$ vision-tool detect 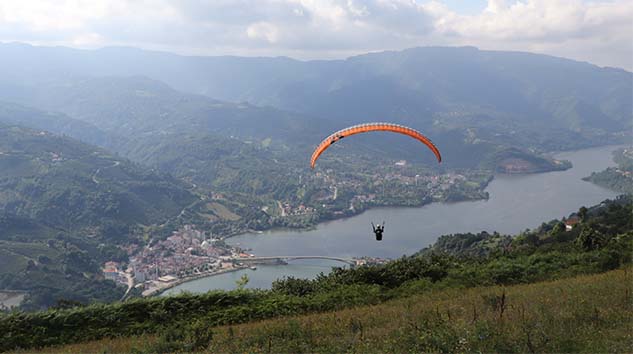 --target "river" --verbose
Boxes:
[164,145,623,295]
